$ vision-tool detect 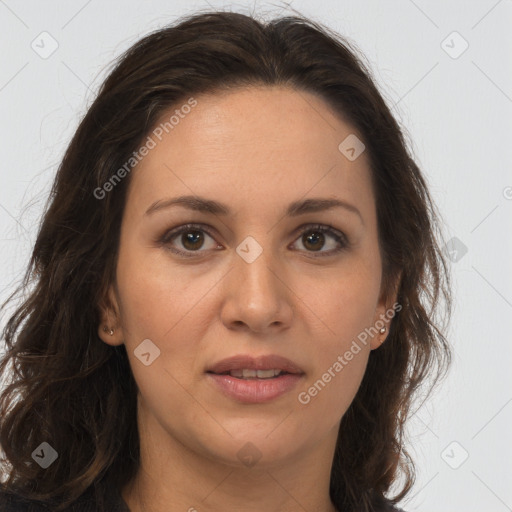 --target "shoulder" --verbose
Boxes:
[0,488,129,512]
